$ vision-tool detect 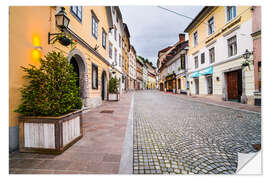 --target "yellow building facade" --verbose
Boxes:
[9,6,112,151]
[122,23,130,91]
[185,6,254,104]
